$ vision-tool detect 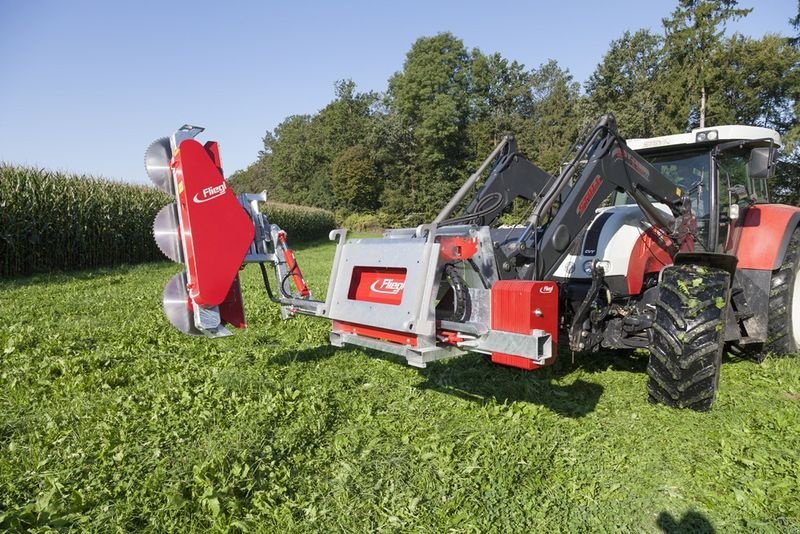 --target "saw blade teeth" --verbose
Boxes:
[162,272,203,336]
[145,137,175,195]
[153,203,183,263]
